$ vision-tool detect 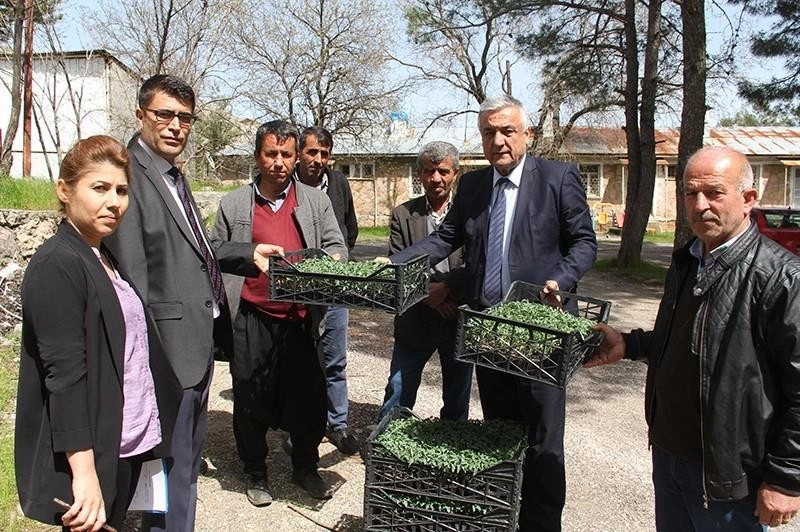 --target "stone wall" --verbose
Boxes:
[0,209,62,261]
[0,192,225,264]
